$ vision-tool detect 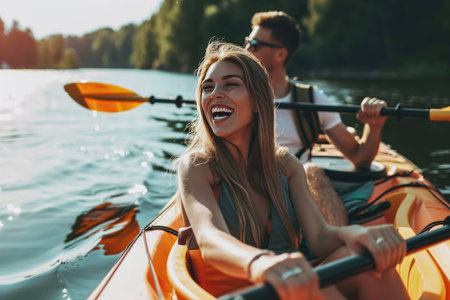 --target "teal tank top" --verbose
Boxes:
[218,175,300,254]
